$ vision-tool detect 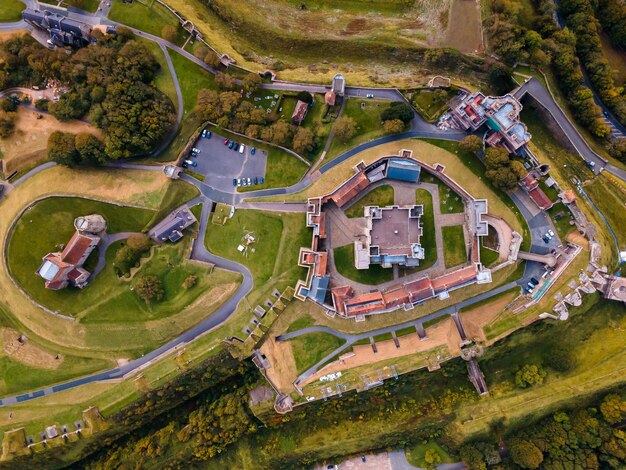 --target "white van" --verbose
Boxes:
[239,144,245,154]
